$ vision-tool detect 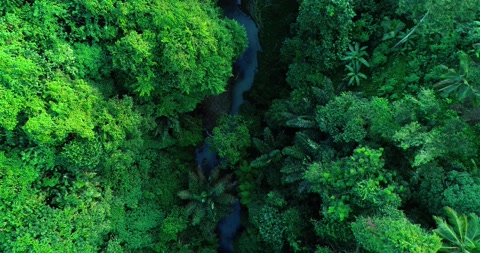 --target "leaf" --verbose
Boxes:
[348,76,355,86]
[359,57,370,67]
[438,83,461,95]
[434,207,480,252]
[459,51,471,74]
[458,85,471,100]
[286,116,317,129]
[357,72,367,79]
